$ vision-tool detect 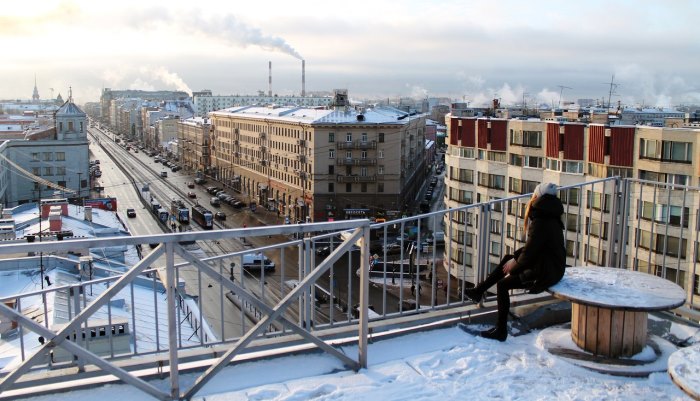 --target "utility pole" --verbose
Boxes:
[602,74,619,110]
